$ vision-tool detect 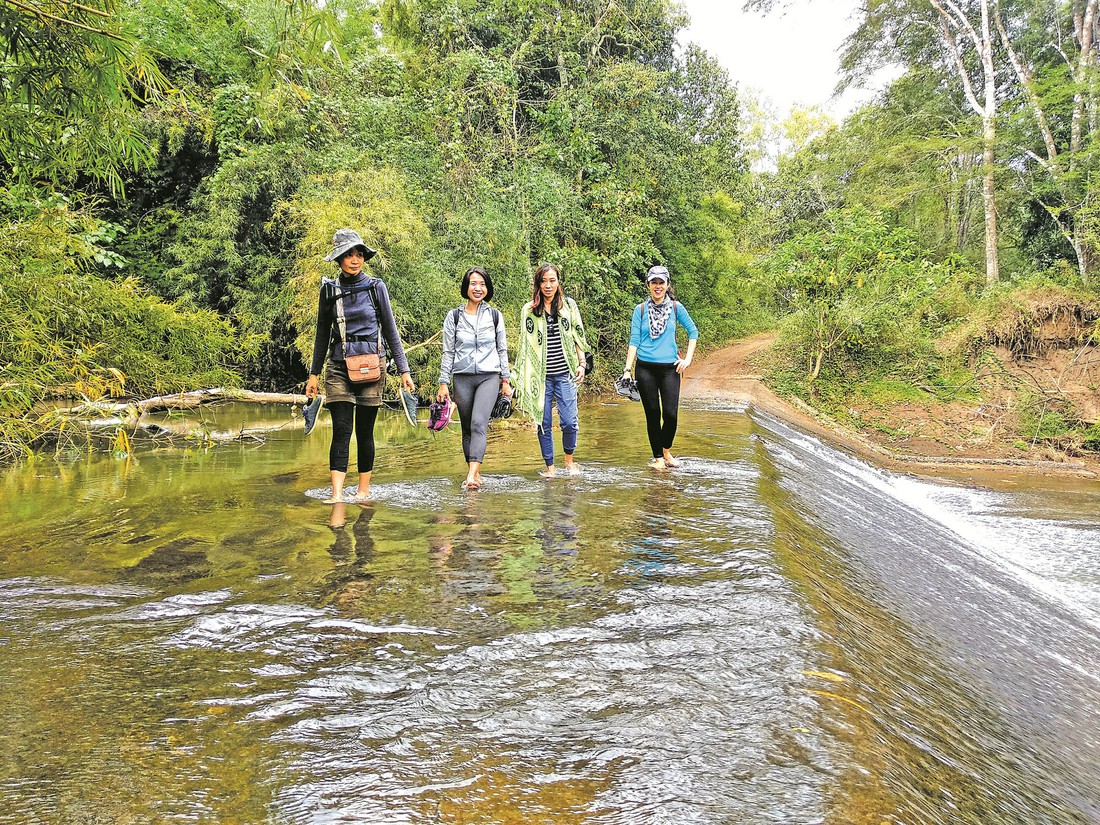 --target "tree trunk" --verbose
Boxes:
[980,0,1000,285]
[1070,234,1095,286]
[981,116,1000,286]
[931,0,1000,284]
[809,348,824,382]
